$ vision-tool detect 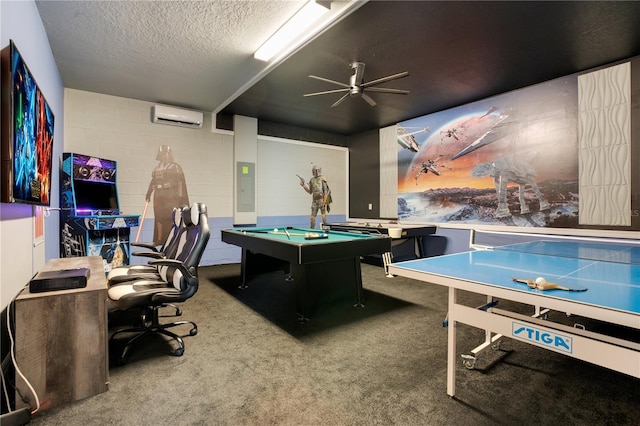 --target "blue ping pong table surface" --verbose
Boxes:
[392,240,640,315]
